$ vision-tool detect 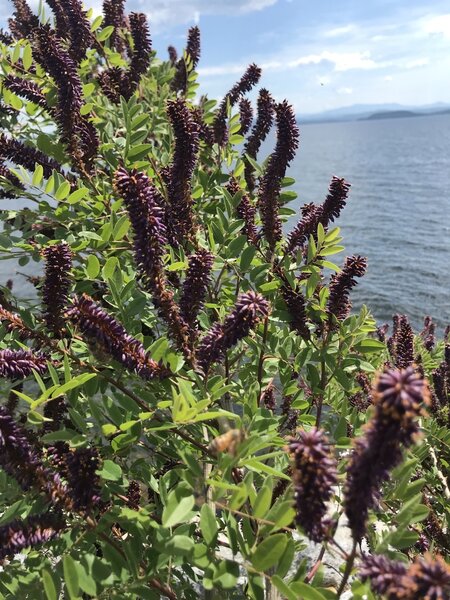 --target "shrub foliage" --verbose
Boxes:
[0,1,449,598]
